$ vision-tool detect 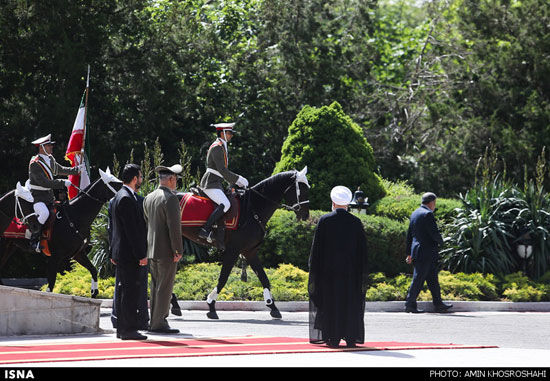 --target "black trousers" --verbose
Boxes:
[405,257,443,307]
[112,265,149,330]
[114,263,144,335]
